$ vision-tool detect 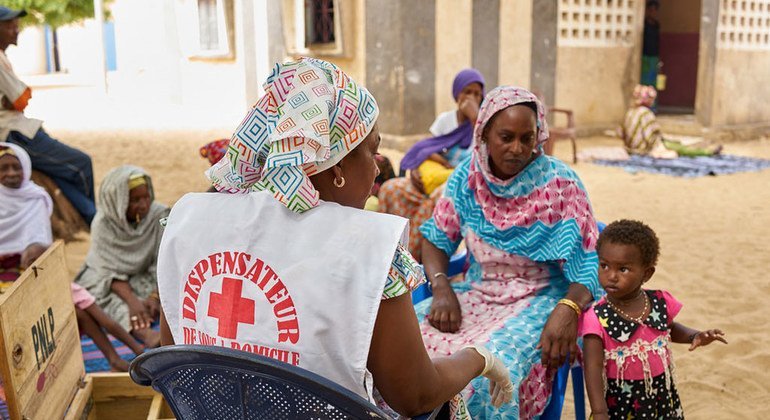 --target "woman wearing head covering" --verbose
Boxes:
[622,85,721,158]
[75,165,170,347]
[1,145,145,370]
[157,58,513,418]
[379,68,484,261]
[0,142,52,282]
[417,87,602,419]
